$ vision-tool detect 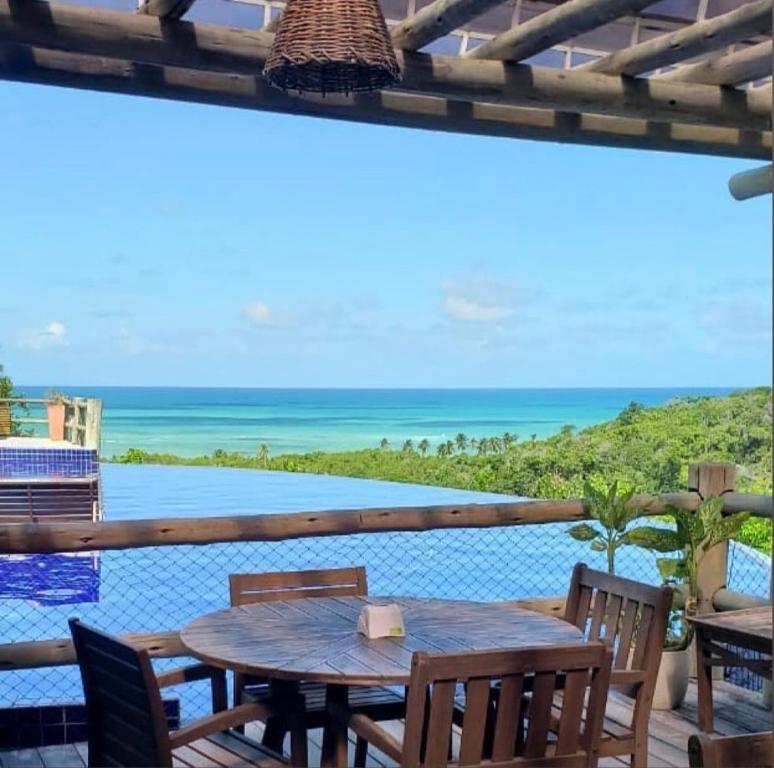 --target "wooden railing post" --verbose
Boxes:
[84,398,102,453]
[688,461,737,615]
